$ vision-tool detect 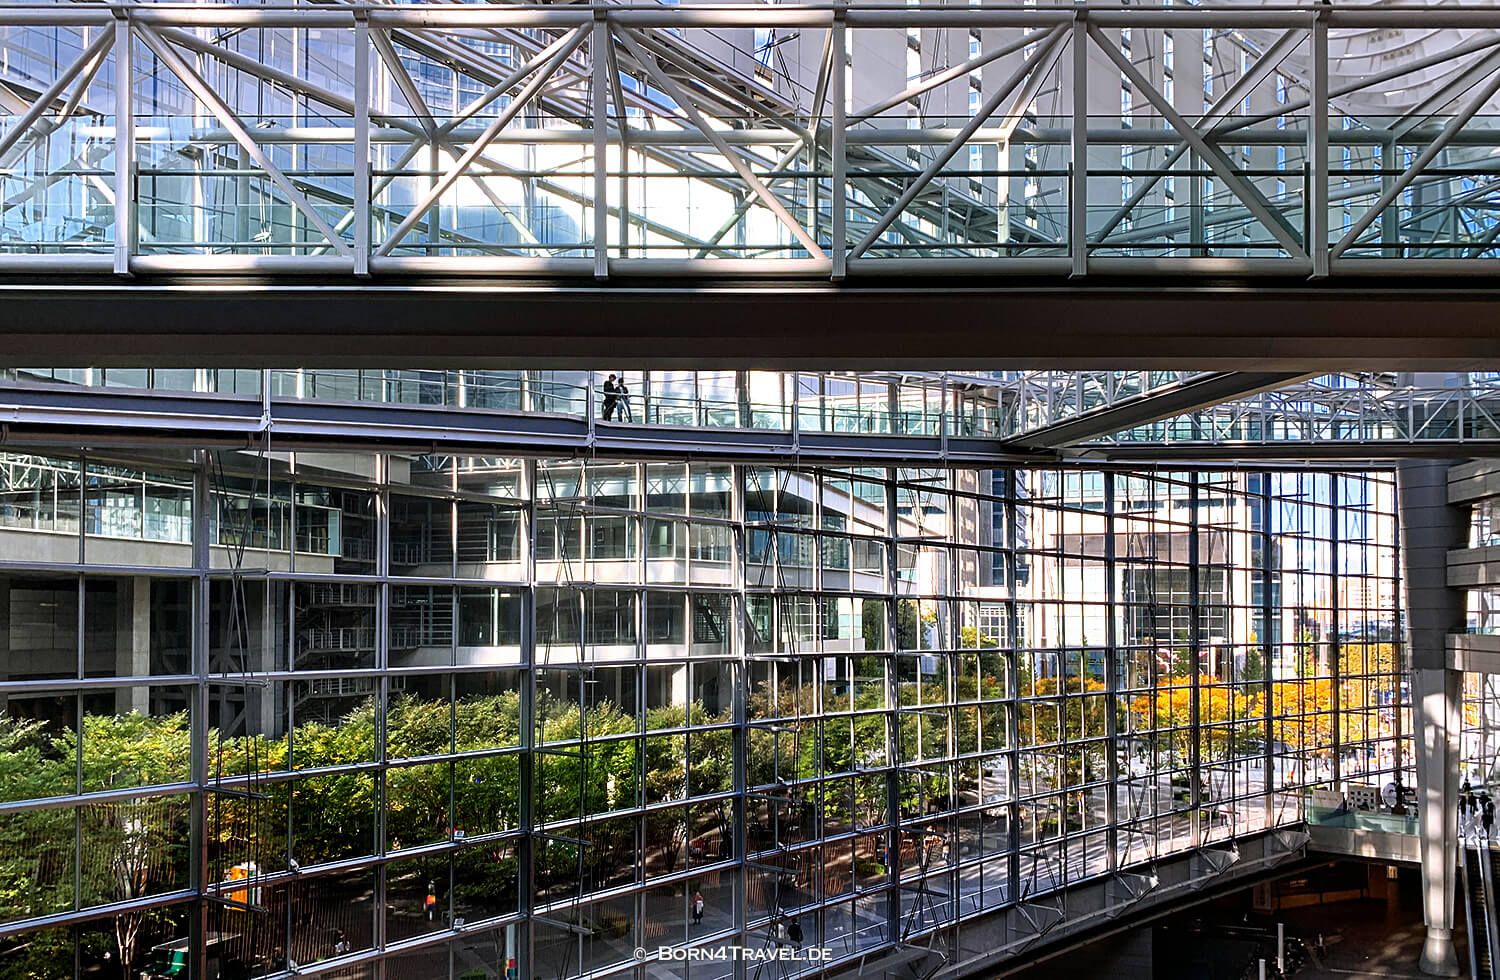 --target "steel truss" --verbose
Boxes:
[1064,374,1500,456]
[8,4,1500,280]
